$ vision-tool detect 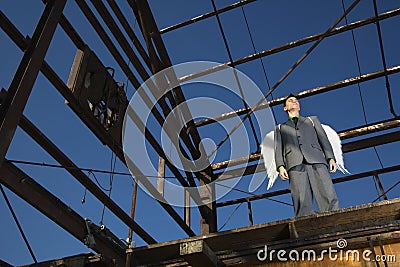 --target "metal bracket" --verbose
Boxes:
[84,219,96,248]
